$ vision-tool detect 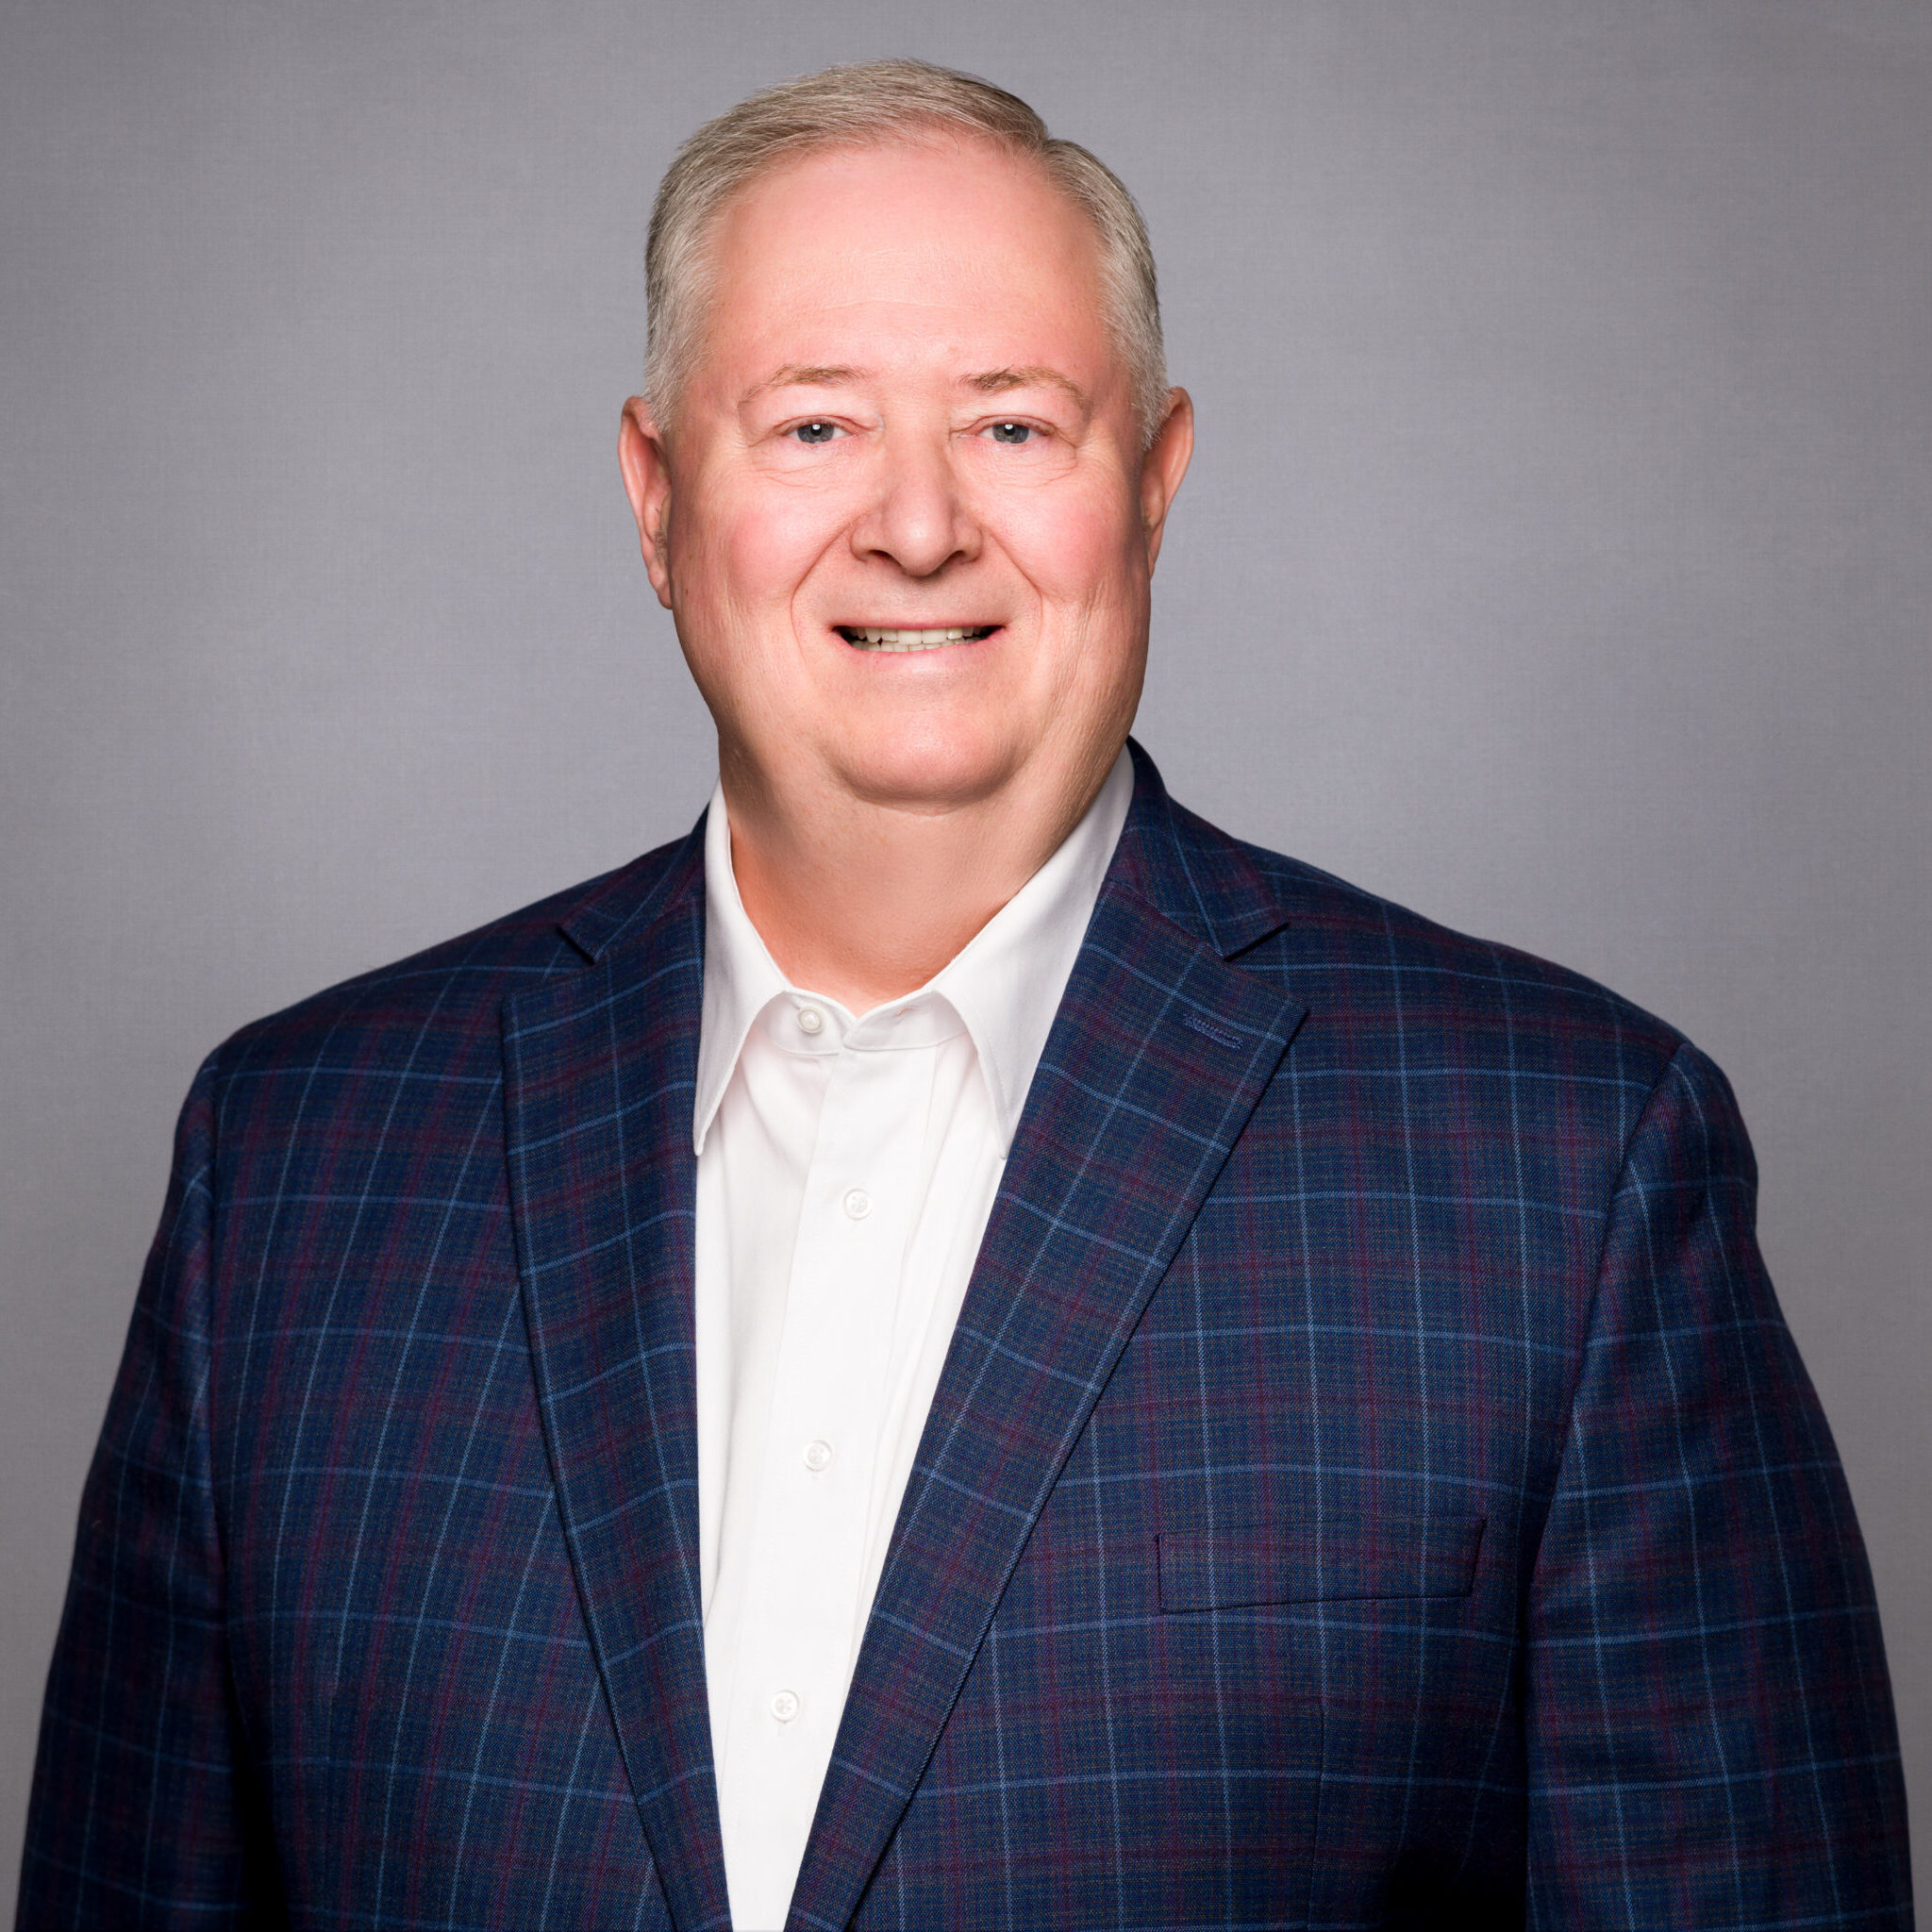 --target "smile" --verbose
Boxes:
[836,625,996,653]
